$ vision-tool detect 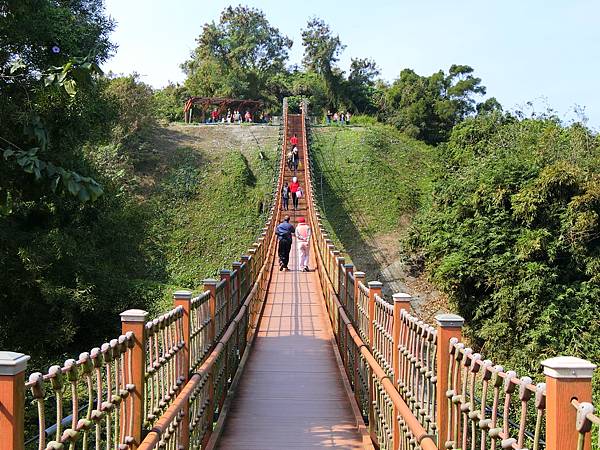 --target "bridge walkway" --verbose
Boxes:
[215,115,368,449]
